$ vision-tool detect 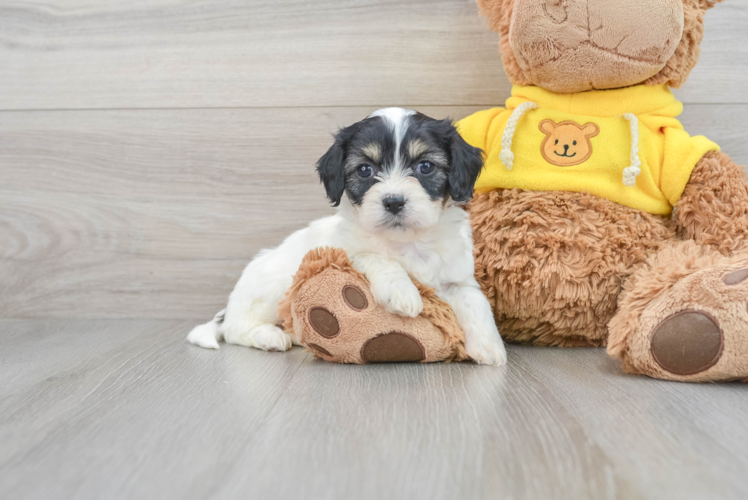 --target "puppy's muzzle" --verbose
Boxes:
[383,195,406,215]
